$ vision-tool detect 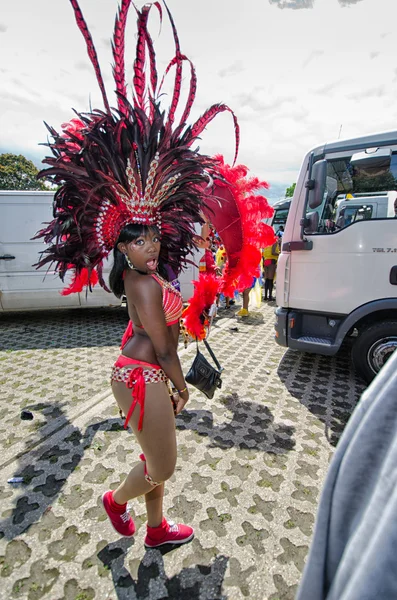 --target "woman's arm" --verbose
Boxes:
[125,275,189,411]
